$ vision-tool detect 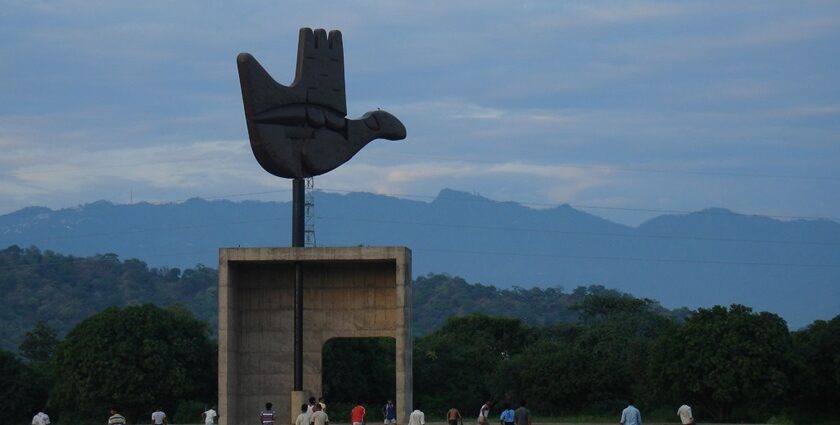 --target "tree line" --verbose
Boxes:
[331,301,839,424]
[0,245,687,351]
[1,246,839,424]
[5,301,839,425]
